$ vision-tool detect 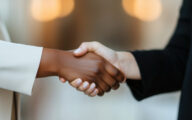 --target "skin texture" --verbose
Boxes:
[73,41,141,79]
[62,41,141,96]
[37,48,125,96]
